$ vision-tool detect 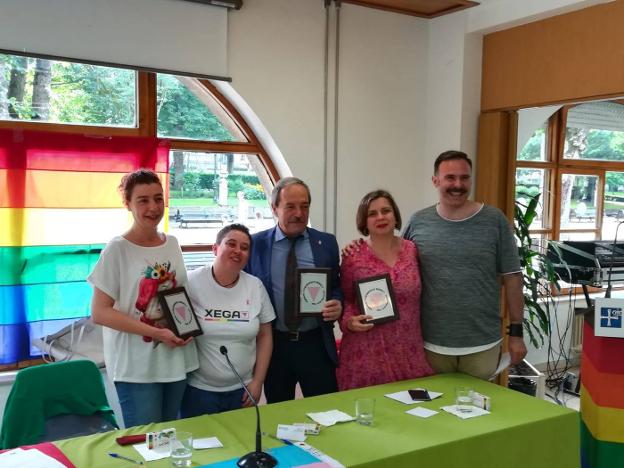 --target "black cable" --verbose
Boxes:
[544,280,576,405]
